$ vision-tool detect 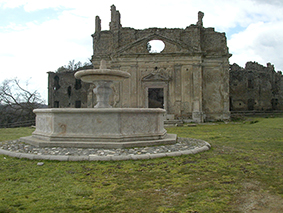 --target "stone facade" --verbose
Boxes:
[48,5,232,122]
[230,62,283,111]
